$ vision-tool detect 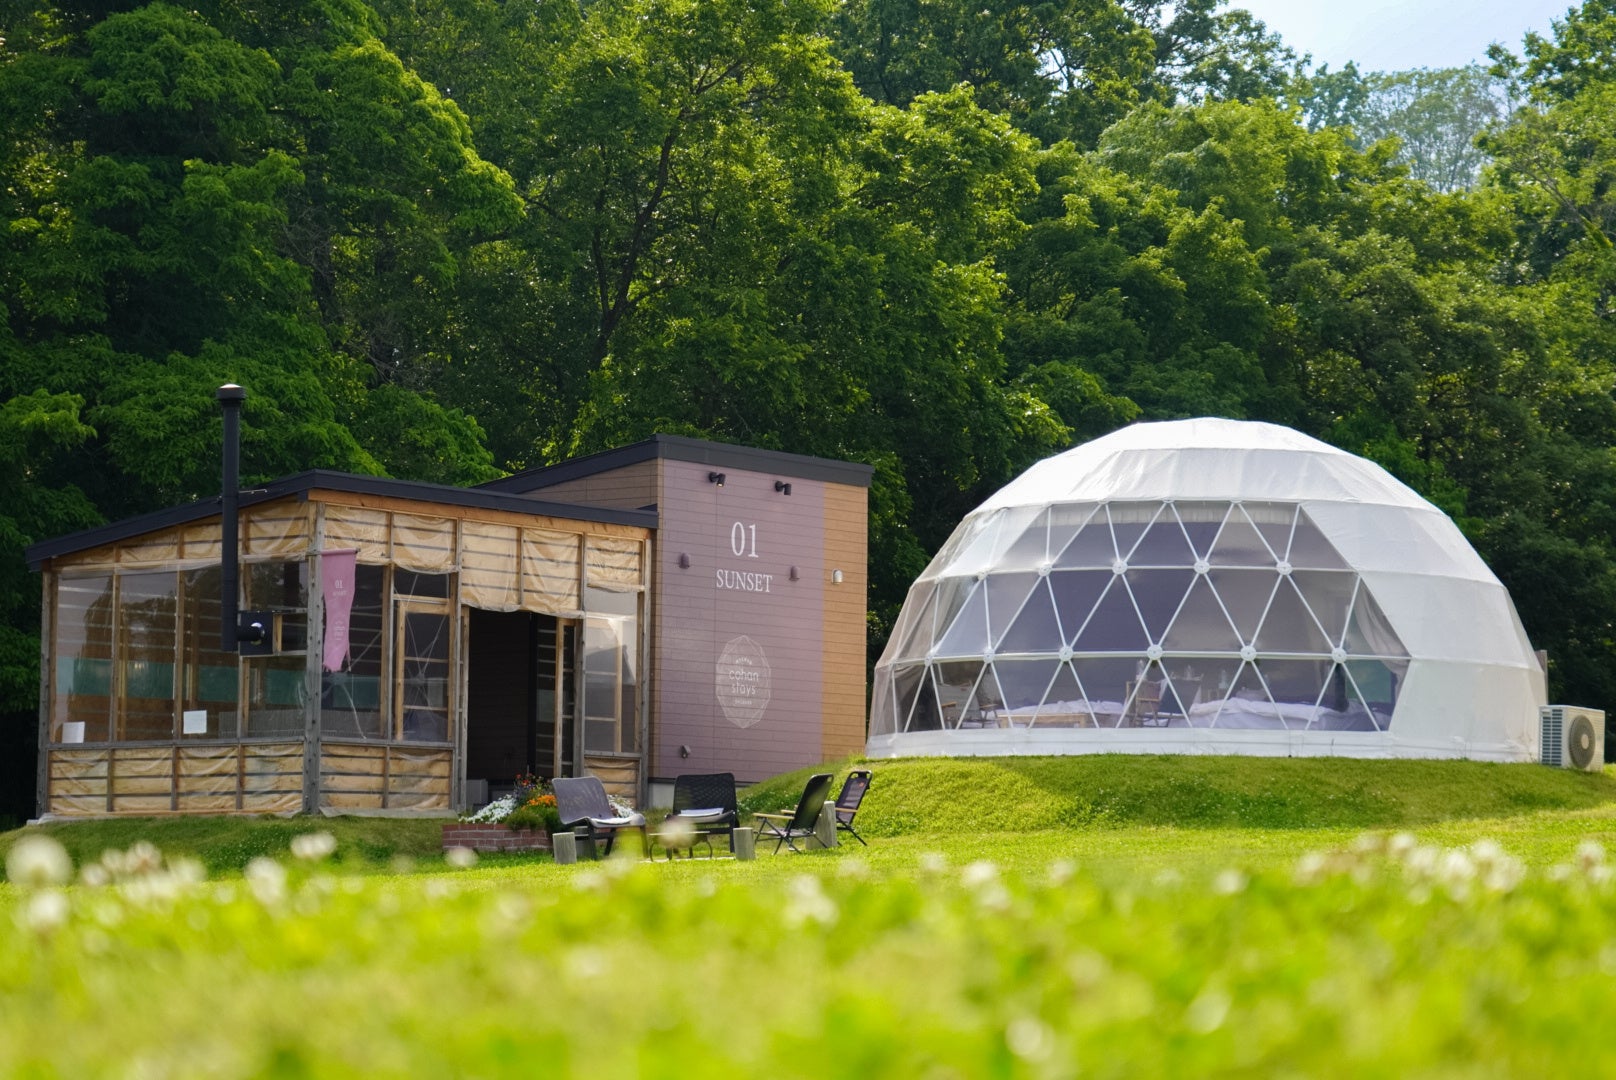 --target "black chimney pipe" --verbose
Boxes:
[218,384,245,652]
